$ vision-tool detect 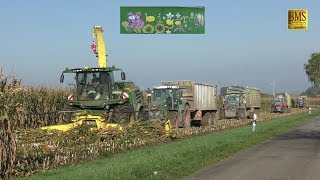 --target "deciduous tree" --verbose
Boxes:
[304,52,320,85]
